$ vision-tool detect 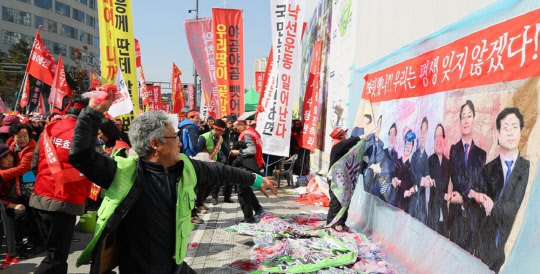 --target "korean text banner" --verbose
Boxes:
[185,17,219,118]
[363,8,540,103]
[98,0,139,123]
[256,0,305,157]
[347,3,540,273]
[212,8,244,117]
[301,40,323,152]
[188,84,195,110]
[255,71,264,94]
